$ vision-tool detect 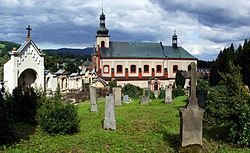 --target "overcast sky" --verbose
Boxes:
[1,0,250,61]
